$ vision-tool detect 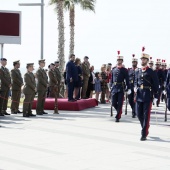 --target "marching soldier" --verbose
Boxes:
[0,58,11,116]
[11,60,23,114]
[161,60,167,102]
[148,57,154,69]
[48,63,58,98]
[81,56,90,99]
[134,48,159,141]
[110,51,131,122]
[23,63,36,117]
[128,54,139,118]
[154,59,165,106]
[54,60,61,97]
[36,60,48,115]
